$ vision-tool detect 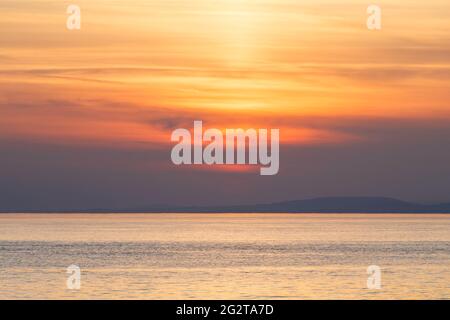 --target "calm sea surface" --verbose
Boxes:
[0,213,449,299]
